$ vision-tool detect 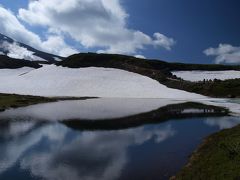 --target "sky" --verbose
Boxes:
[0,0,239,64]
